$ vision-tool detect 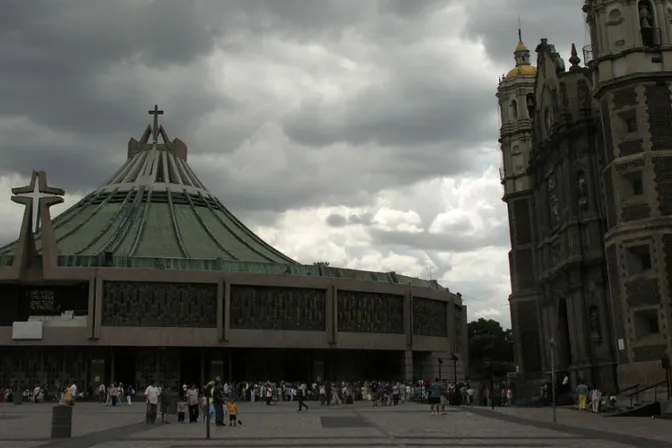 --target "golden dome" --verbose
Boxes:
[515,42,529,52]
[506,64,537,80]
